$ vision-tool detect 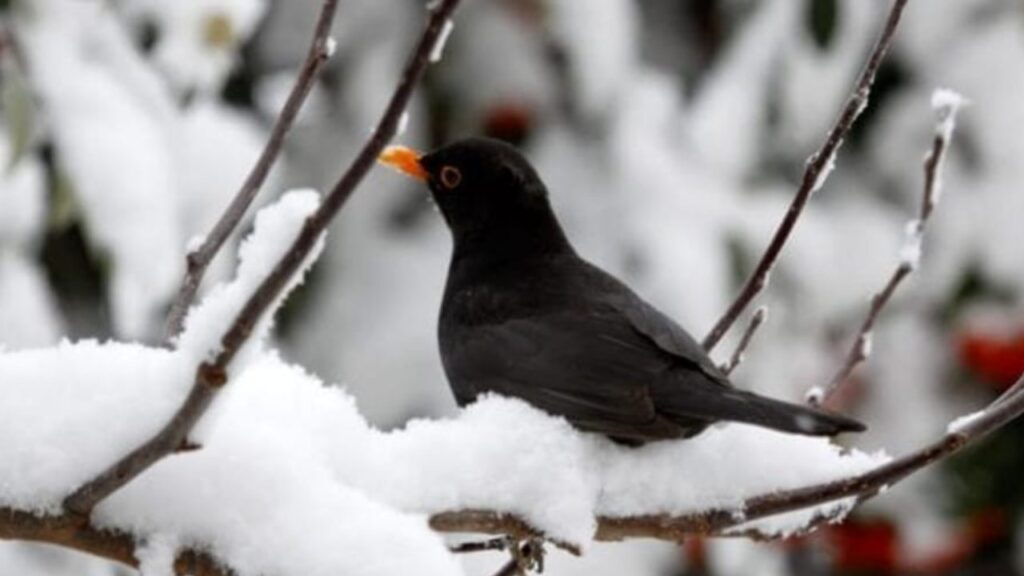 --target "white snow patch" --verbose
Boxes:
[2,350,889,557]
[175,189,323,368]
[397,111,410,136]
[804,386,824,405]
[430,19,454,63]
[324,36,337,58]
[810,149,838,194]
[931,88,967,141]
[858,331,874,359]
[136,534,179,576]
[946,409,986,434]
[900,219,924,270]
